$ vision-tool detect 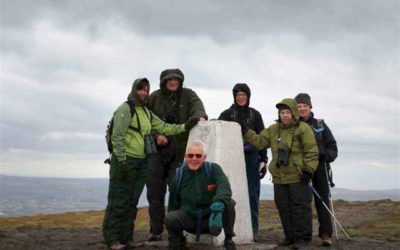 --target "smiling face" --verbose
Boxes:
[297,103,312,120]
[136,85,149,101]
[235,91,248,106]
[279,109,293,125]
[185,145,207,171]
[166,78,180,92]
